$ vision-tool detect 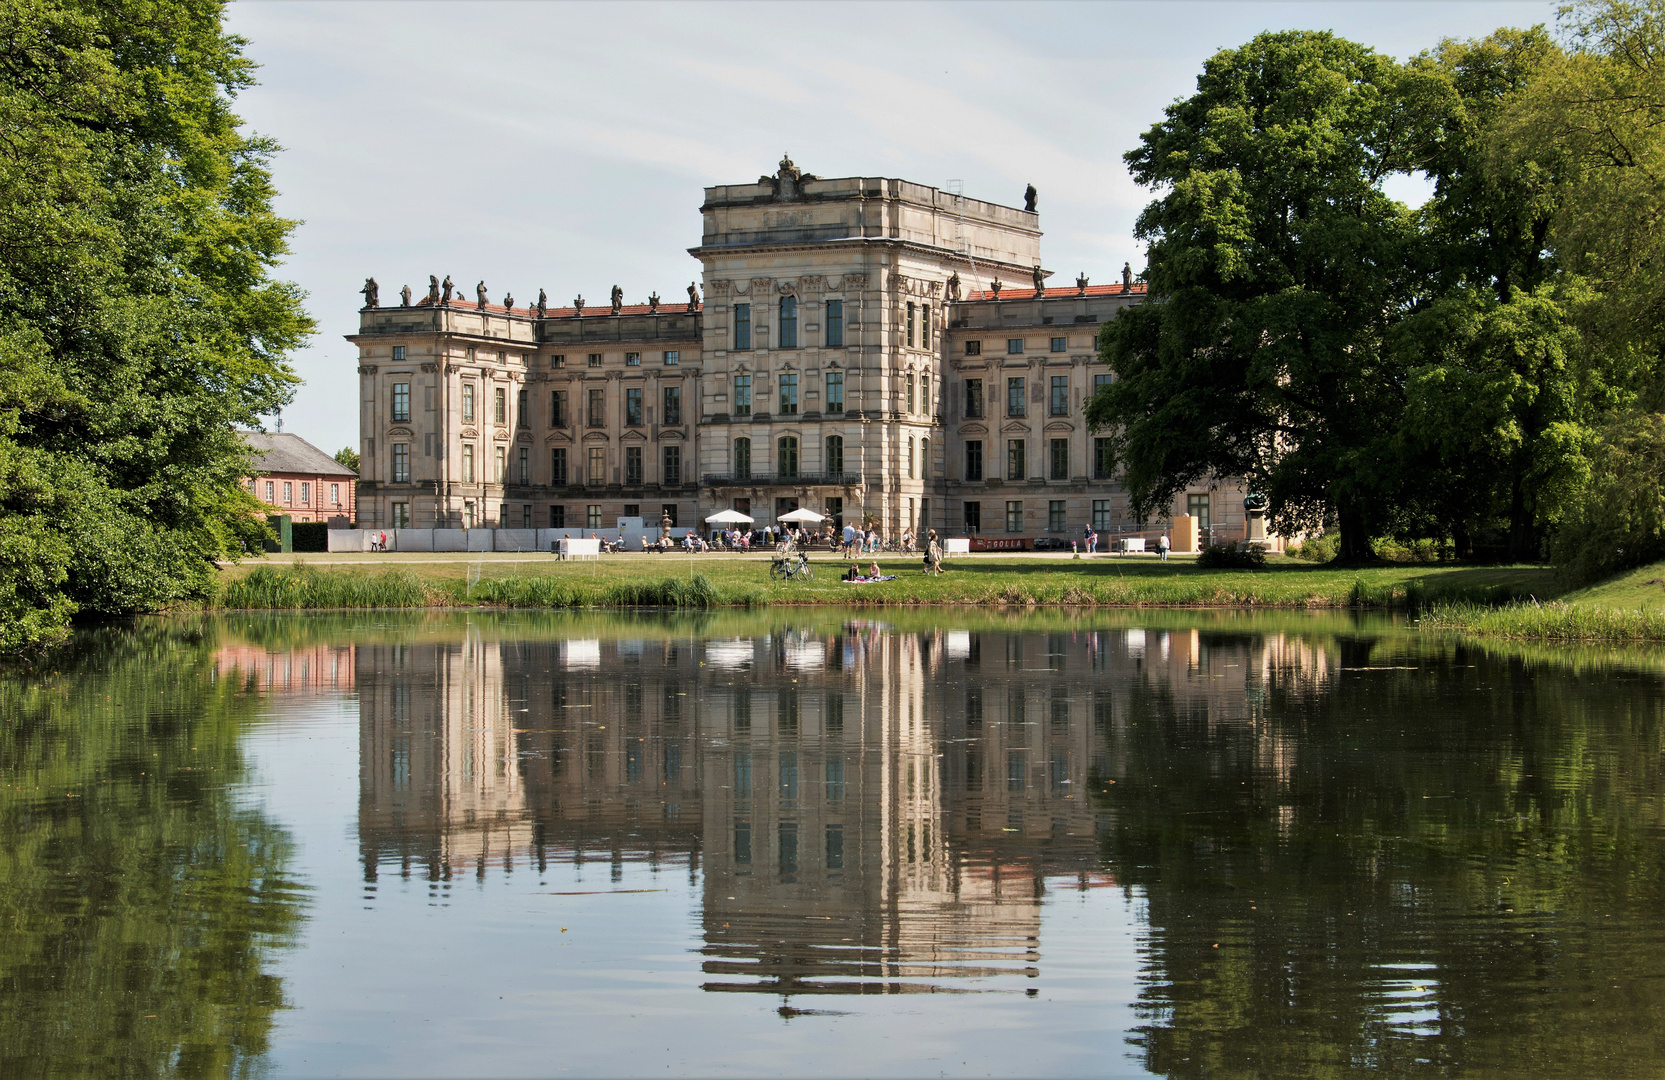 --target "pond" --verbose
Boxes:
[4,609,1665,1077]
